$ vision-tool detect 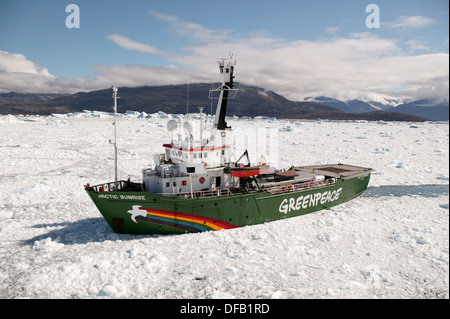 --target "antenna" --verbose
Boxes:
[186,82,190,114]
[210,83,214,115]
[198,107,204,148]
[210,53,238,130]
[109,86,119,189]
